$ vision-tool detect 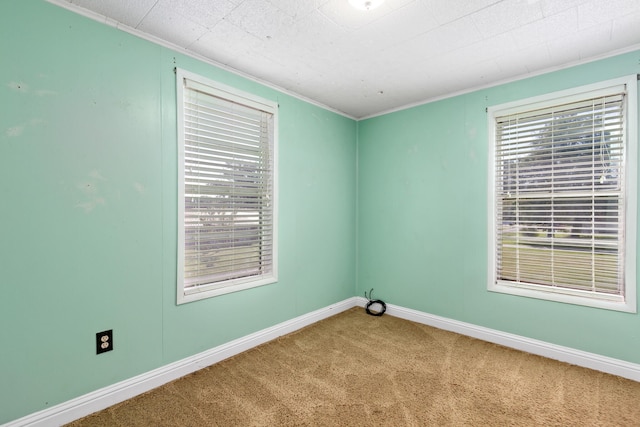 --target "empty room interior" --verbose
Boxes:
[3,0,640,425]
